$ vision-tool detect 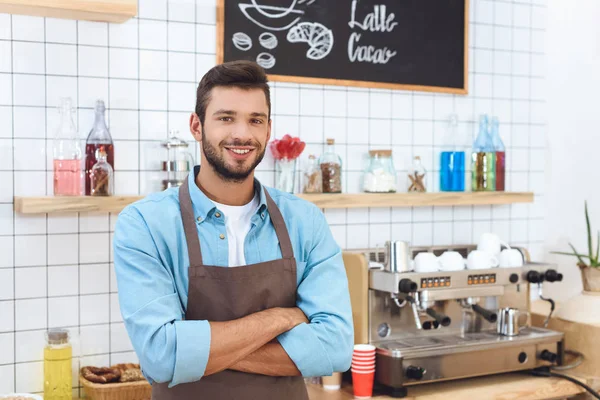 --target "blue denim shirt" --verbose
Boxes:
[113,168,354,387]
